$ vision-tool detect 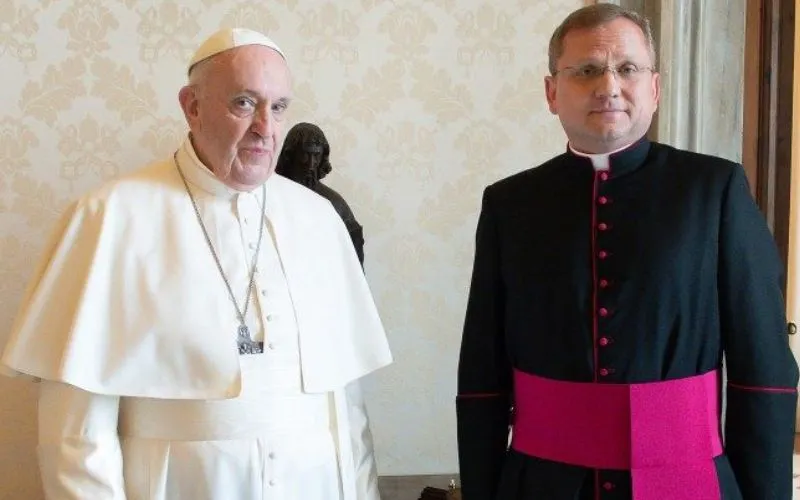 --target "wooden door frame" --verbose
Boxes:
[743,0,796,292]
